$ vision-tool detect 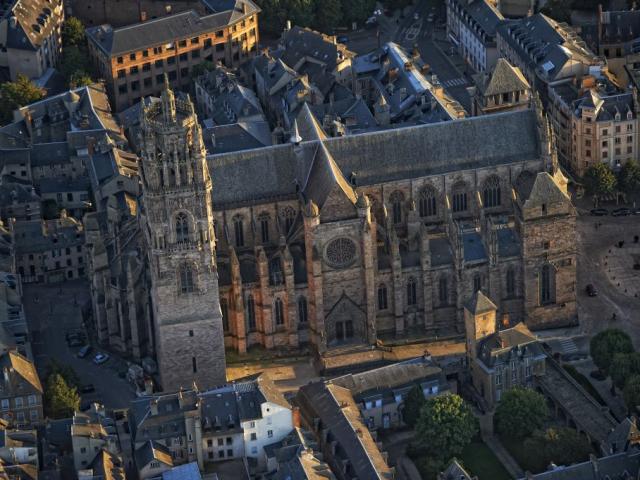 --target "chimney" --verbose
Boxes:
[150,399,158,416]
[87,137,95,156]
[285,20,291,31]
[140,10,147,22]
[292,406,301,428]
